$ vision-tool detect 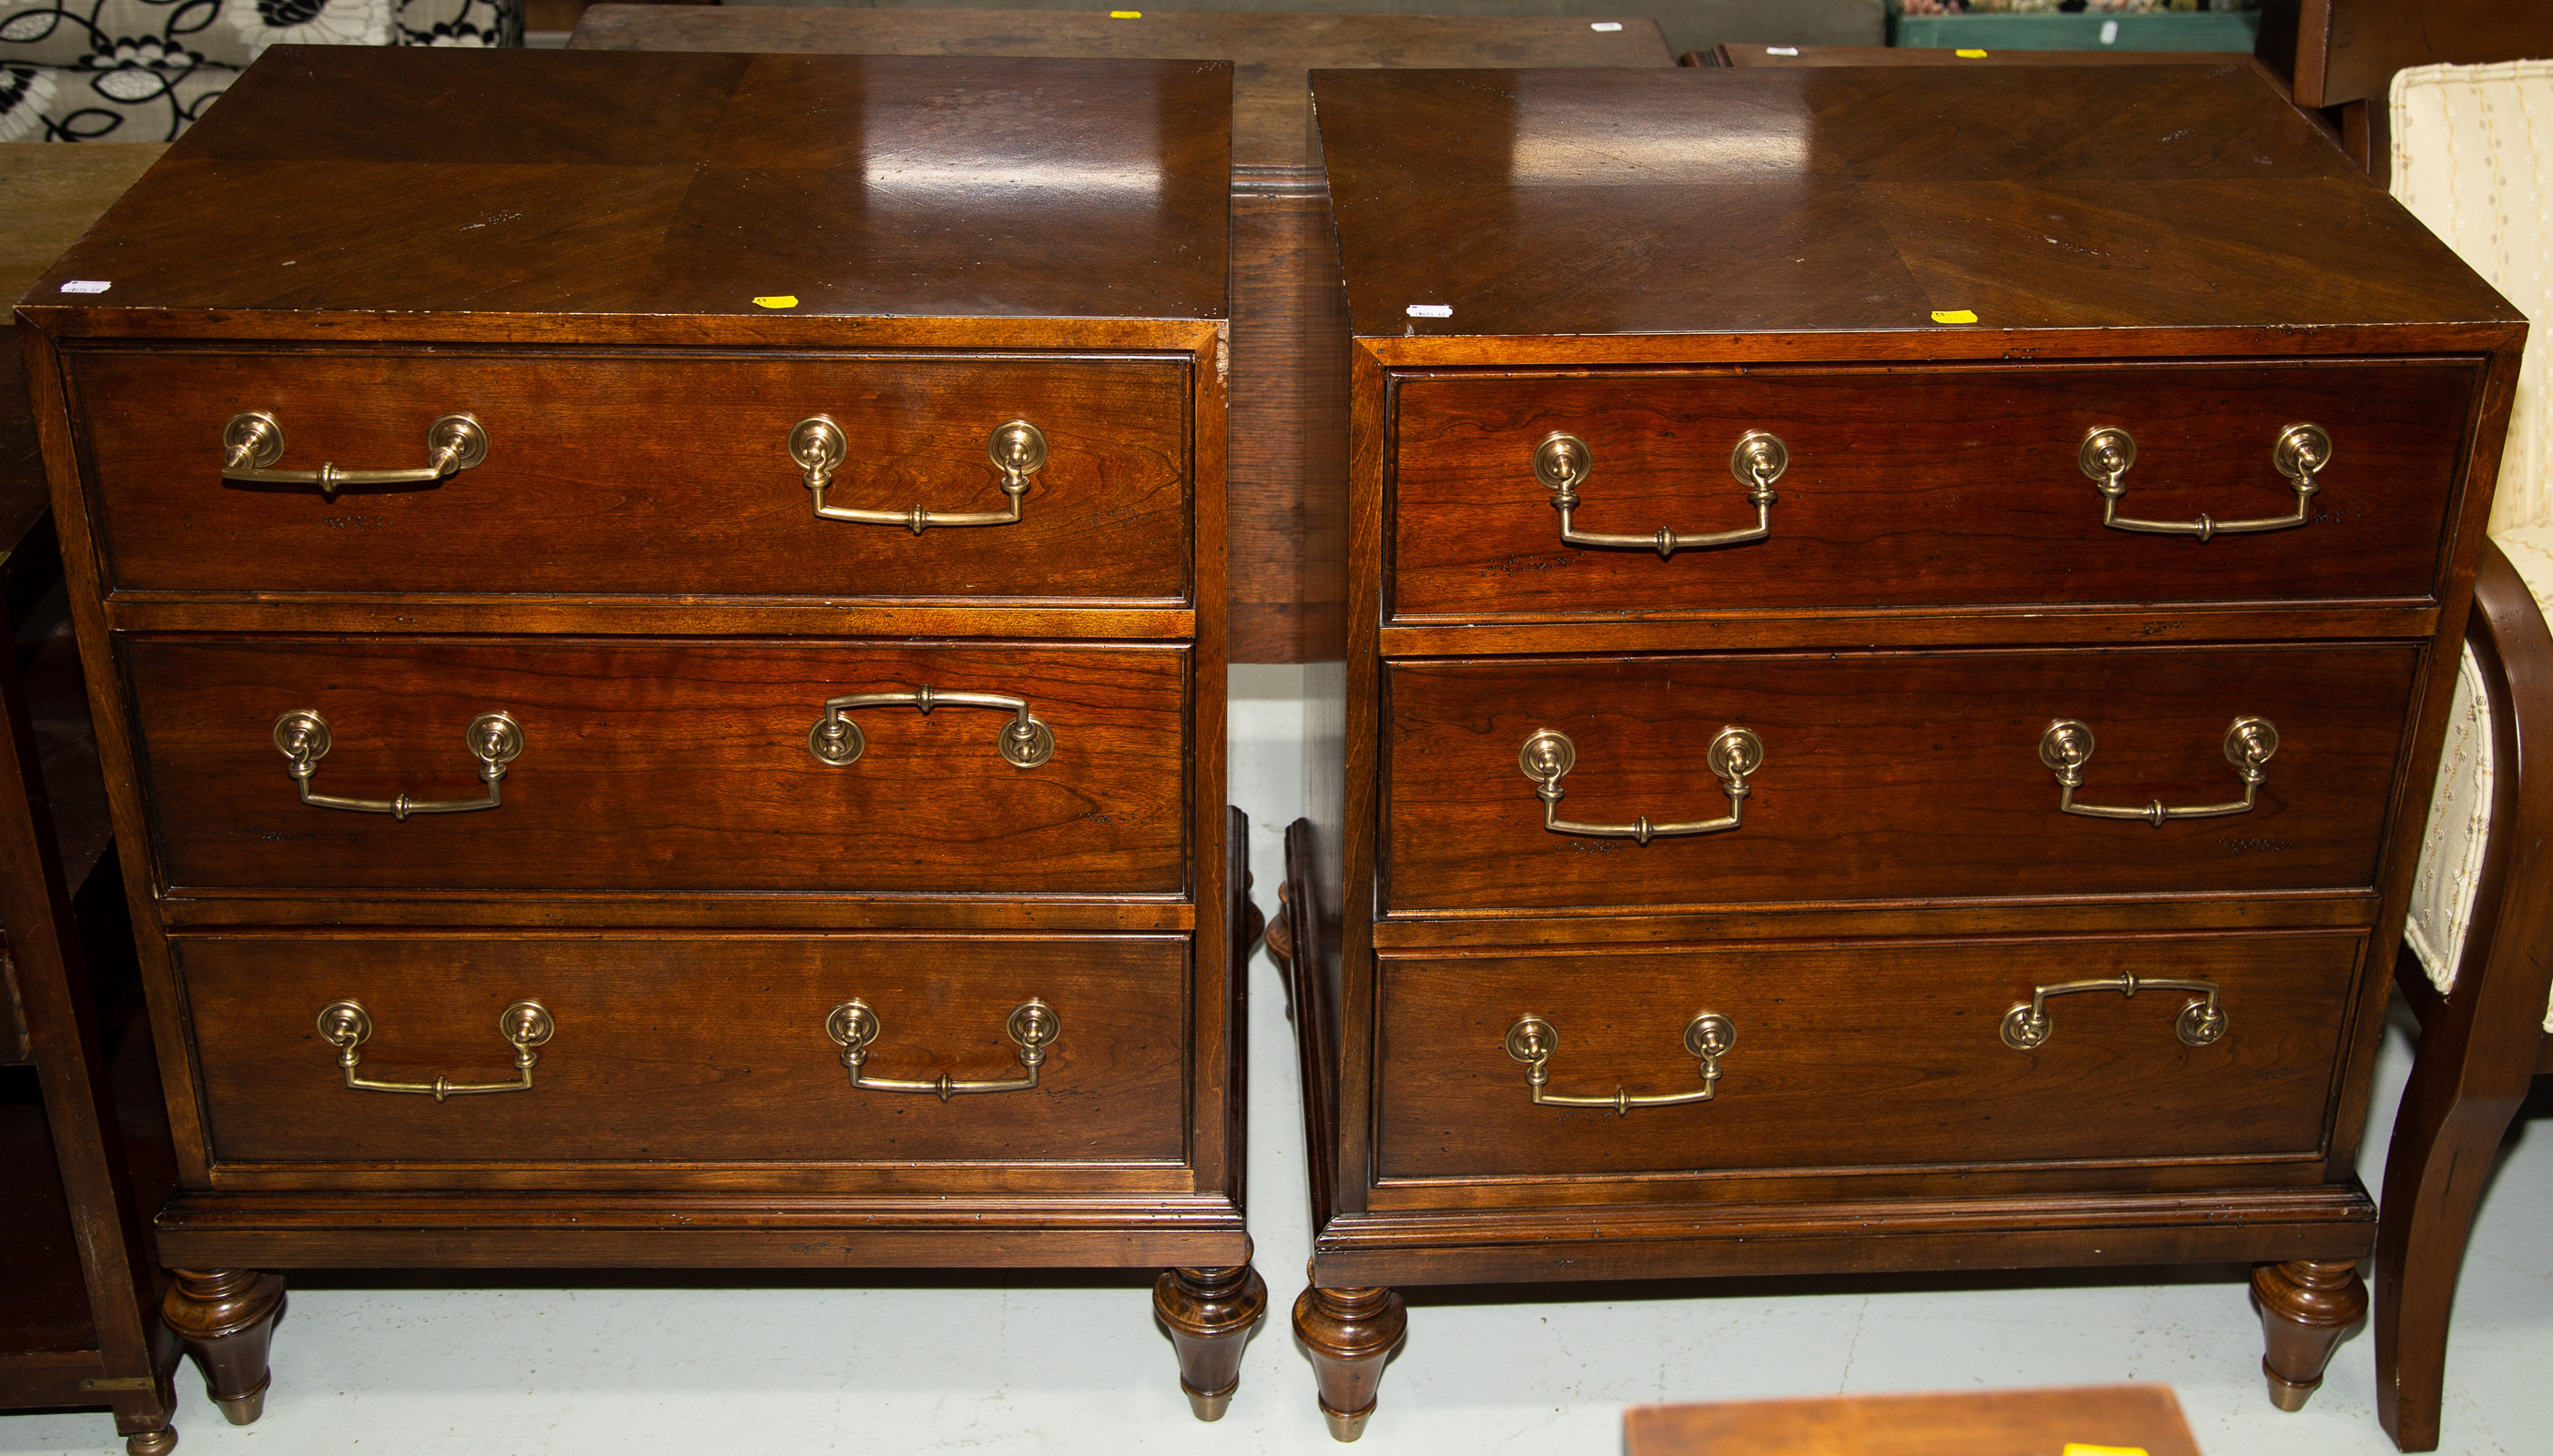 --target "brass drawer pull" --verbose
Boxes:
[2039,715,2277,827]
[1504,1012,1735,1116]
[315,998,554,1101]
[806,685,1055,768]
[1518,726,1762,844]
[1535,430,1783,560]
[2000,971,2227,1050]
[825,998,1058,1102]
[221,410,488,500]
[271,710,523,821]
[788,416,1047,534]
[2079,423,2331,541]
